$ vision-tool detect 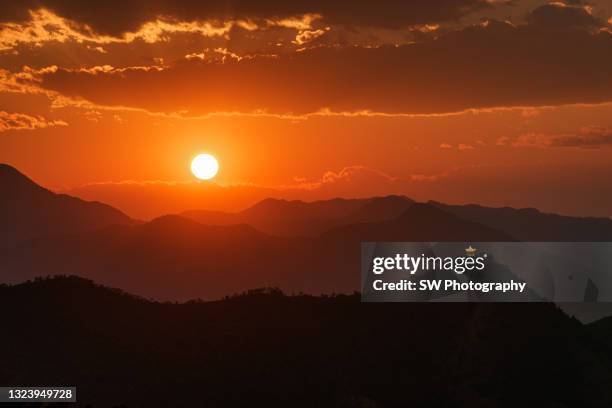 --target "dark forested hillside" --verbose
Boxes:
[1,276,611,407]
